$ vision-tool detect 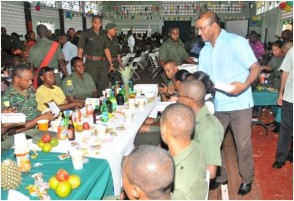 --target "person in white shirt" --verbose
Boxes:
[58,34,78,75]
[127,30,135,53]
